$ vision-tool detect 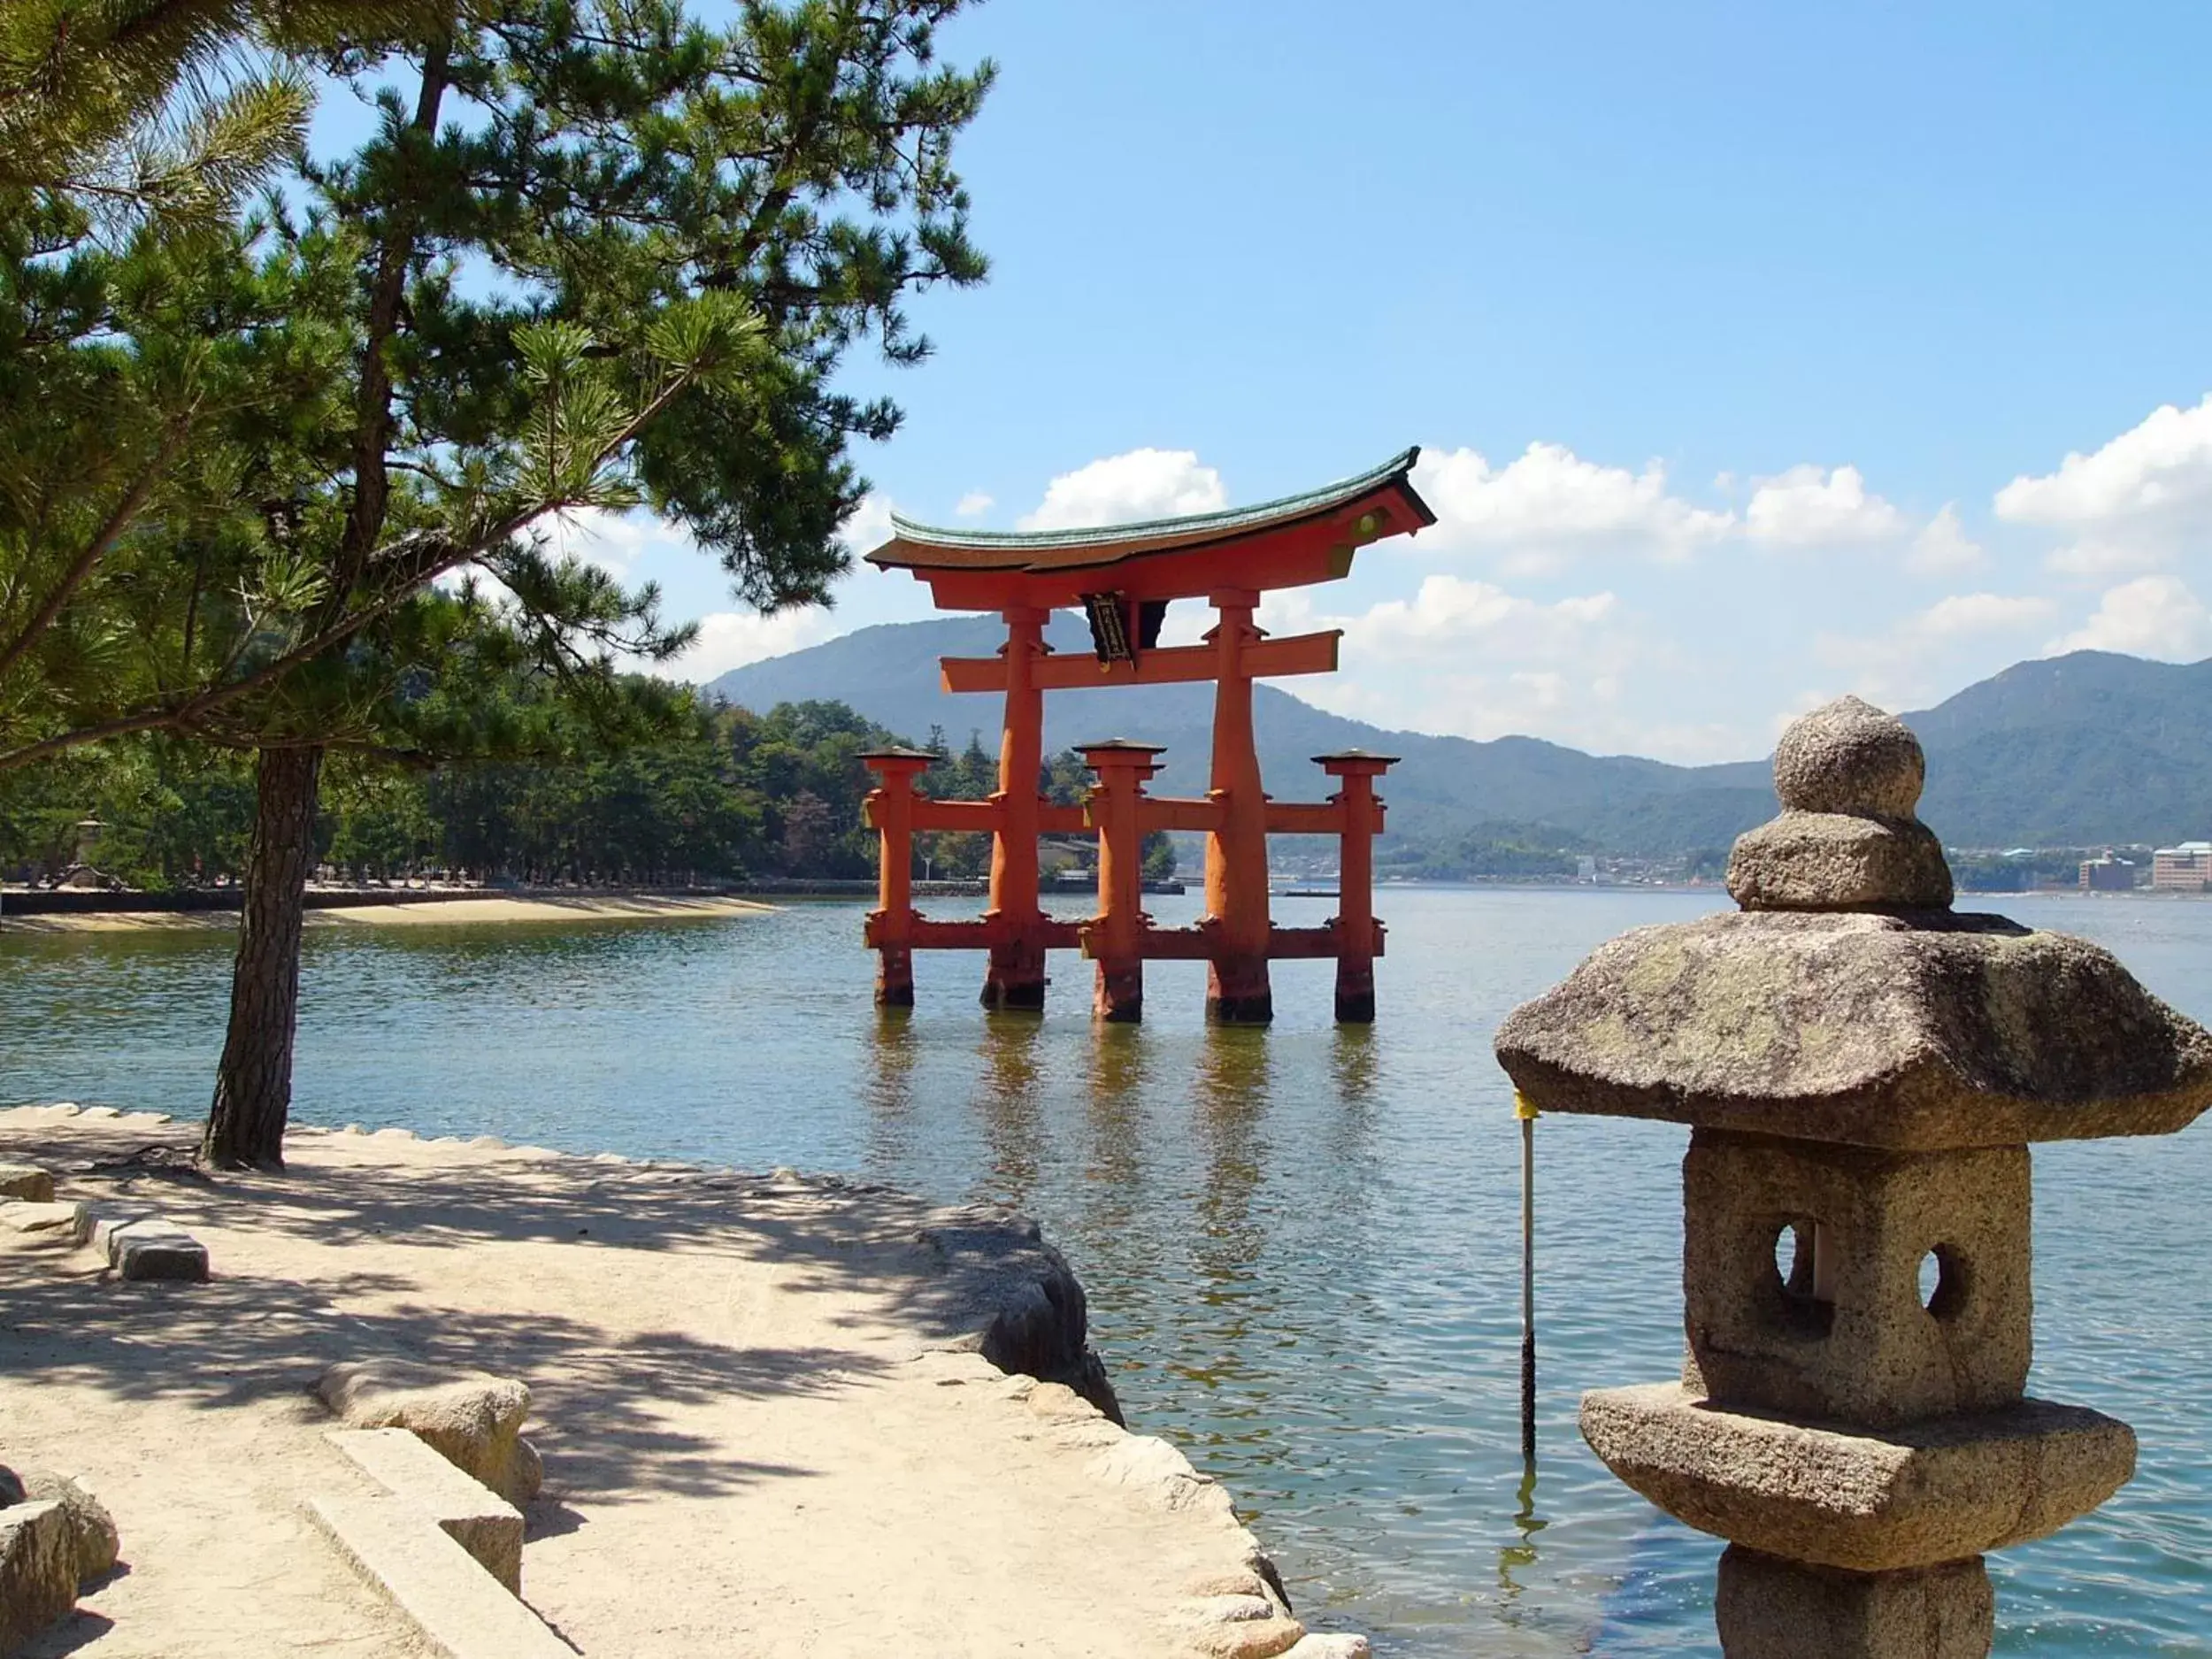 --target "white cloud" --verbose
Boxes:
[1997,396,2212,523]
[1018,449,1226,531]
[1914,592,2057,638]
[1412,443,1732,572]
[1997,396,2212,576]
[2047,576,2212,660]
[1903,505,1987,577]
[1745,465,1909,548]
[672,608,838,684]
[1349,575,1619,658]
[954,490,994,518]
[1814,591,2056,710]
[838,491,895,554]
